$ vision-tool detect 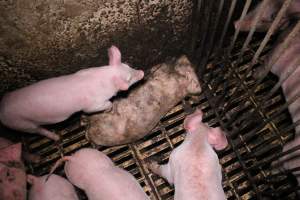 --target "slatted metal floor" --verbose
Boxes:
[23,39,298,199]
